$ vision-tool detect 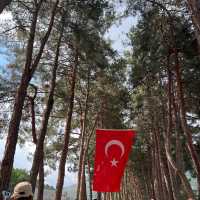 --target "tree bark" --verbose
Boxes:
[97,192,101,200]
[28,84,45,200]
[151,135,157,200]
[165,63,179,200]
[30,9,62,192]
[153,128,164,200]
[161,152,176,200]
[156,124,169,200]
[0,0,12,14]
[79,114,99,200]
[28,84,38,144]
[87,158,92,200]
[54,47,78,200]
[36,153,44,200]
[80,166,87,200]
[77,68,90,200]
[171,77,186,199]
